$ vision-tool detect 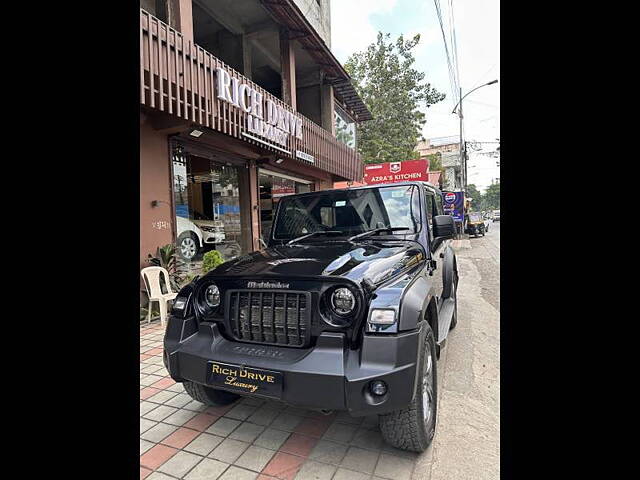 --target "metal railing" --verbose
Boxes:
[140,9,363,181]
